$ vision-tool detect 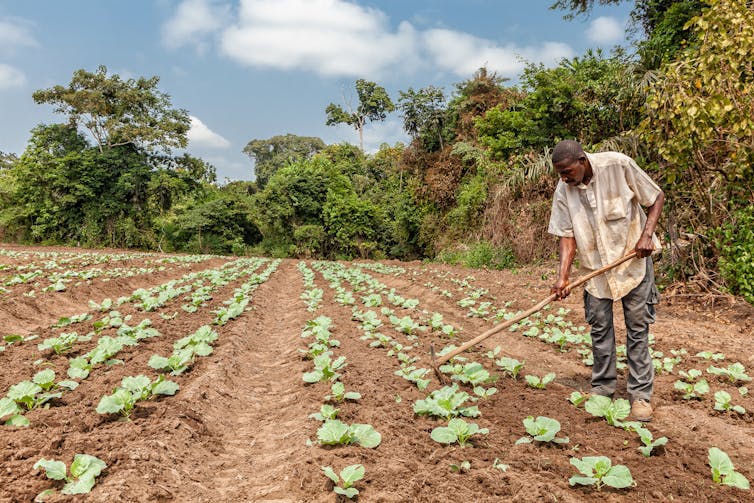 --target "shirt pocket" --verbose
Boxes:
[603,197,628,221]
